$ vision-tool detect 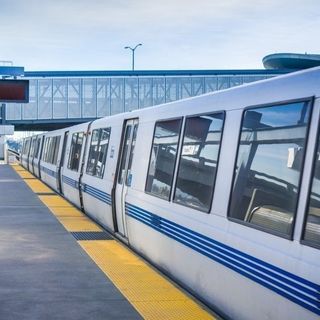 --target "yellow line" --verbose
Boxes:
[12,167,26,171]
[14,164,217,320]
[39,195,74,208]
[24,179,54,194]
[49,207,85,218]
[79,241,215,320]
[16,170,35,179]
[57,217,102,232]
[38,195,102,231]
